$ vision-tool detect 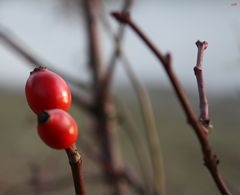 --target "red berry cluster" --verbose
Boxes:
[25,67,78,149]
